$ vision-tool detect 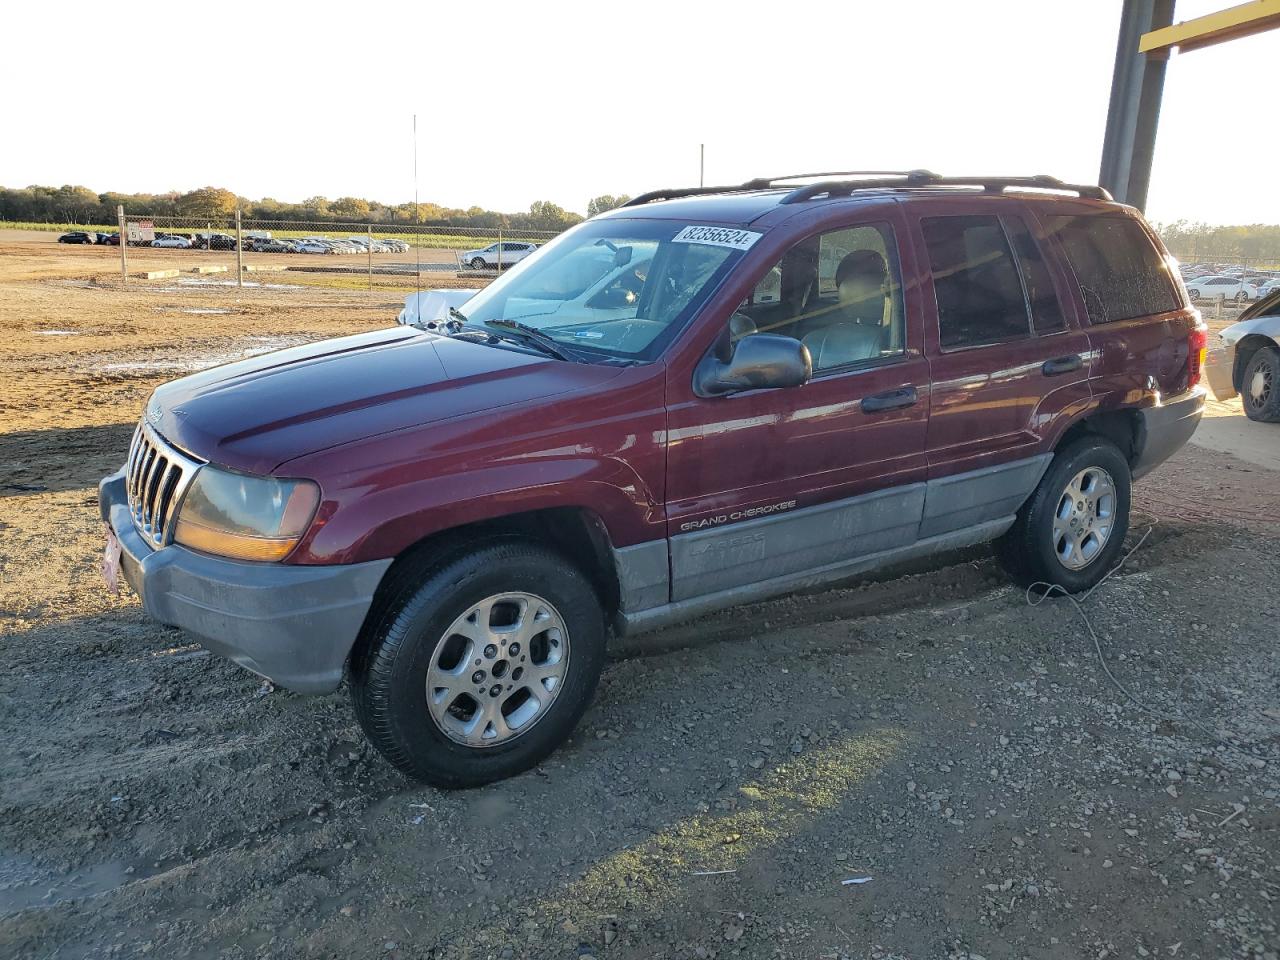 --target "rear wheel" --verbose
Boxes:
[350,540,605,787]
[996,437,1132,593]
[1241,346,1280,422]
